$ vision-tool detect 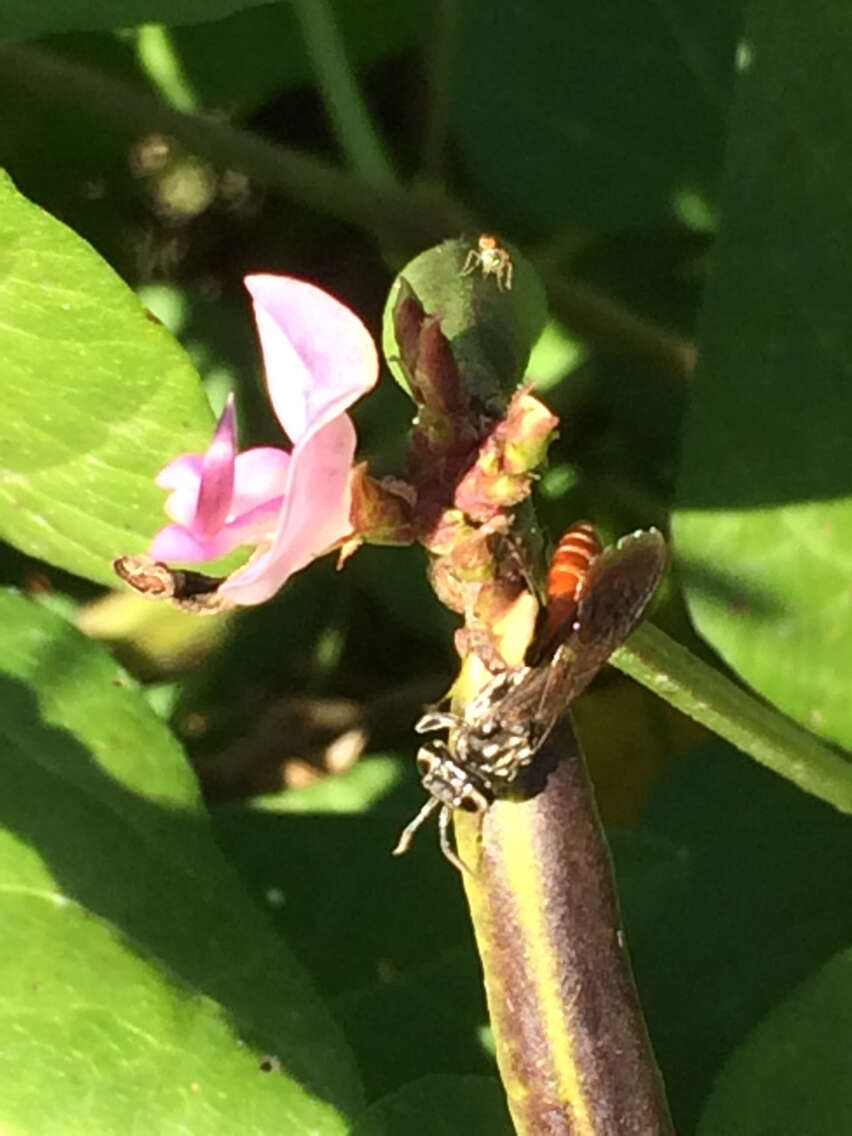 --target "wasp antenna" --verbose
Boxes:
[392,796,442,857]
[438,806,475,876]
